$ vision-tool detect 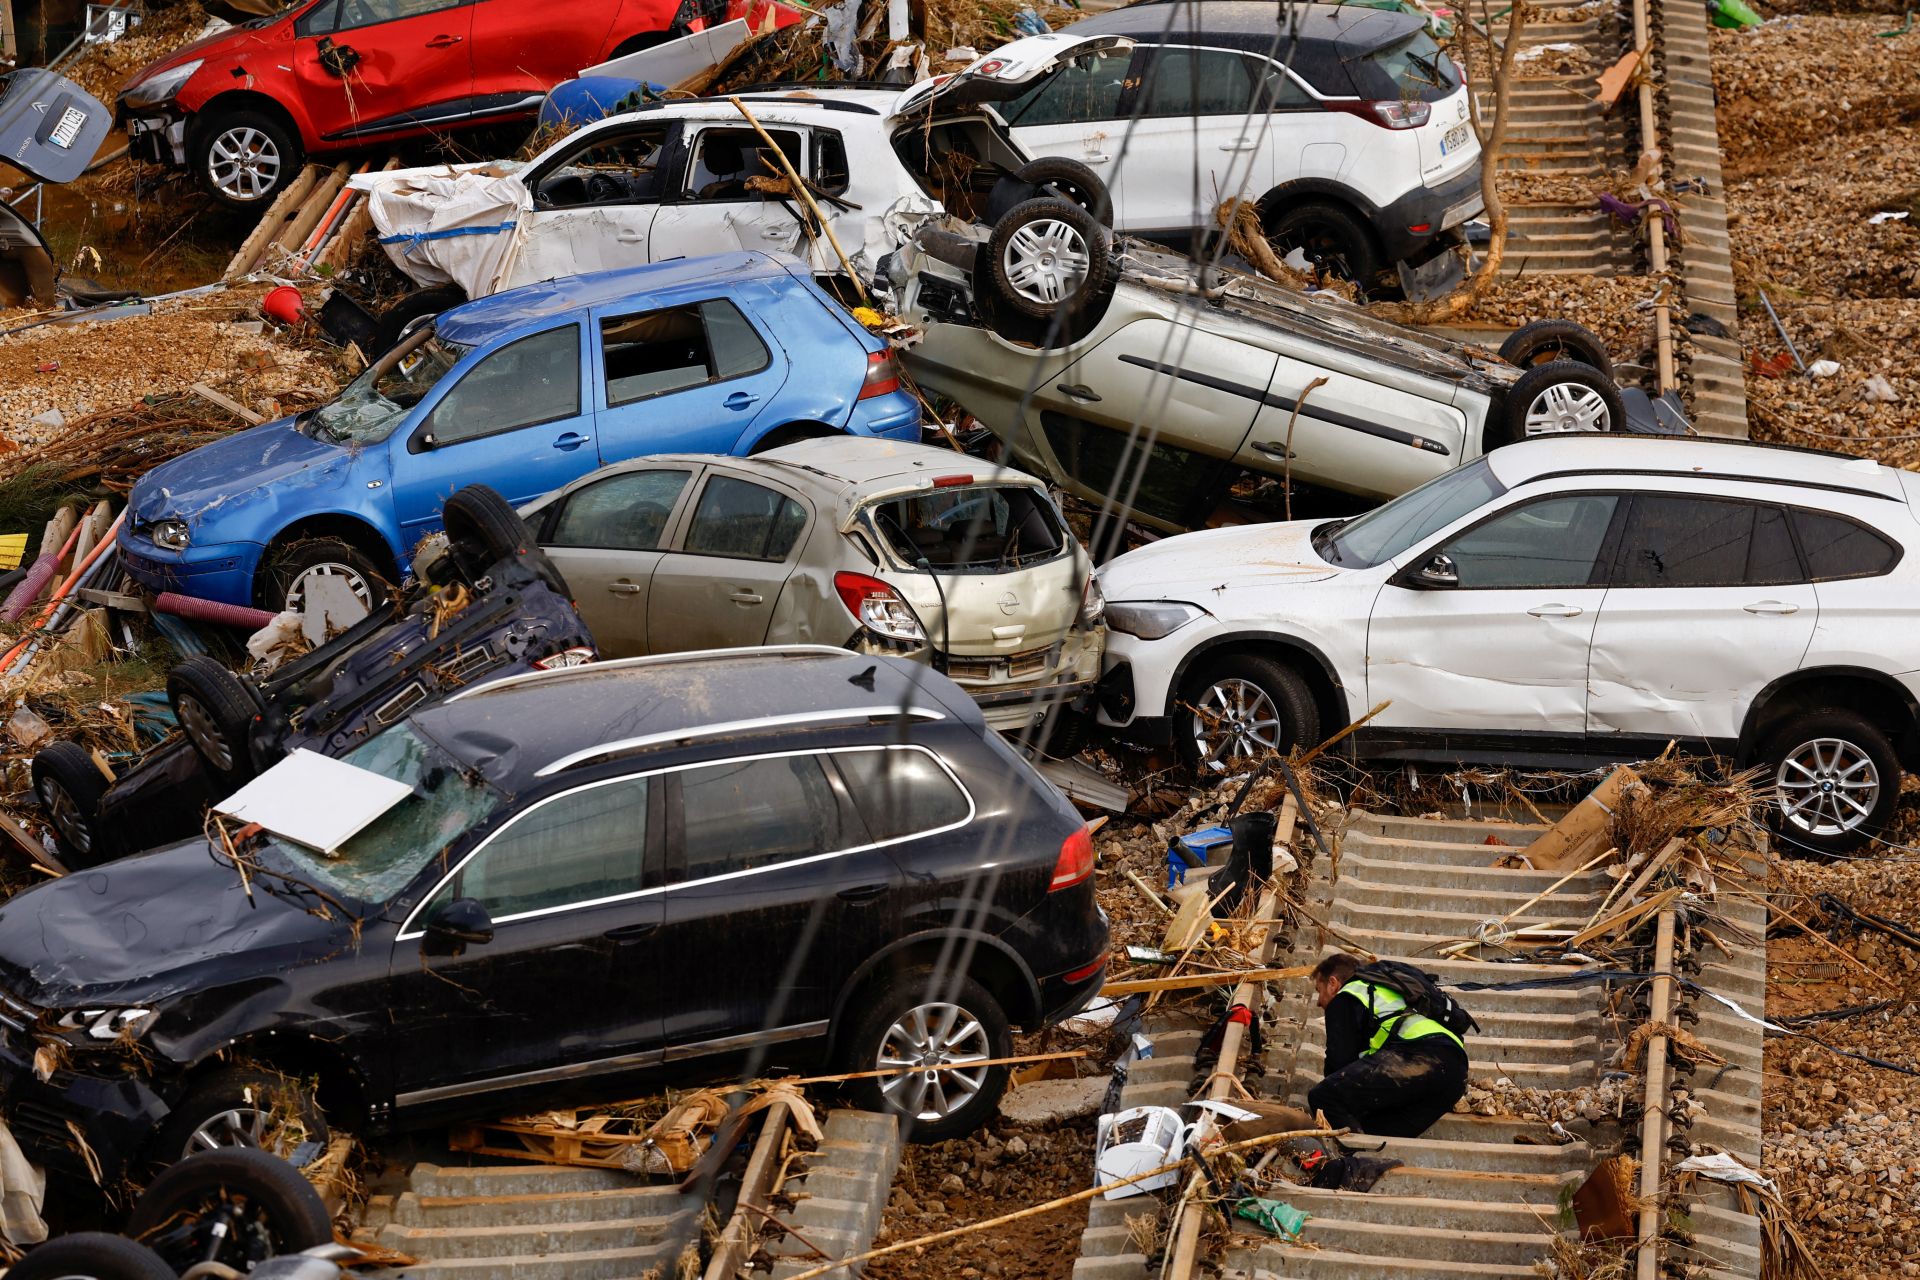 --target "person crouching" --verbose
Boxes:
[1307,952,1468,1139]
